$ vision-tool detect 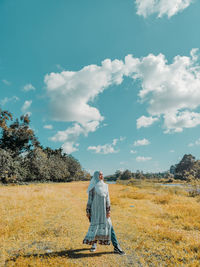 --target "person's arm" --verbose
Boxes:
[86,188,94,220]
[106,185,111,218]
